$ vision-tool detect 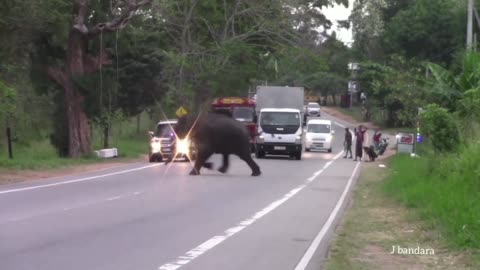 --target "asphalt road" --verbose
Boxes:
[0,113,366,270]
